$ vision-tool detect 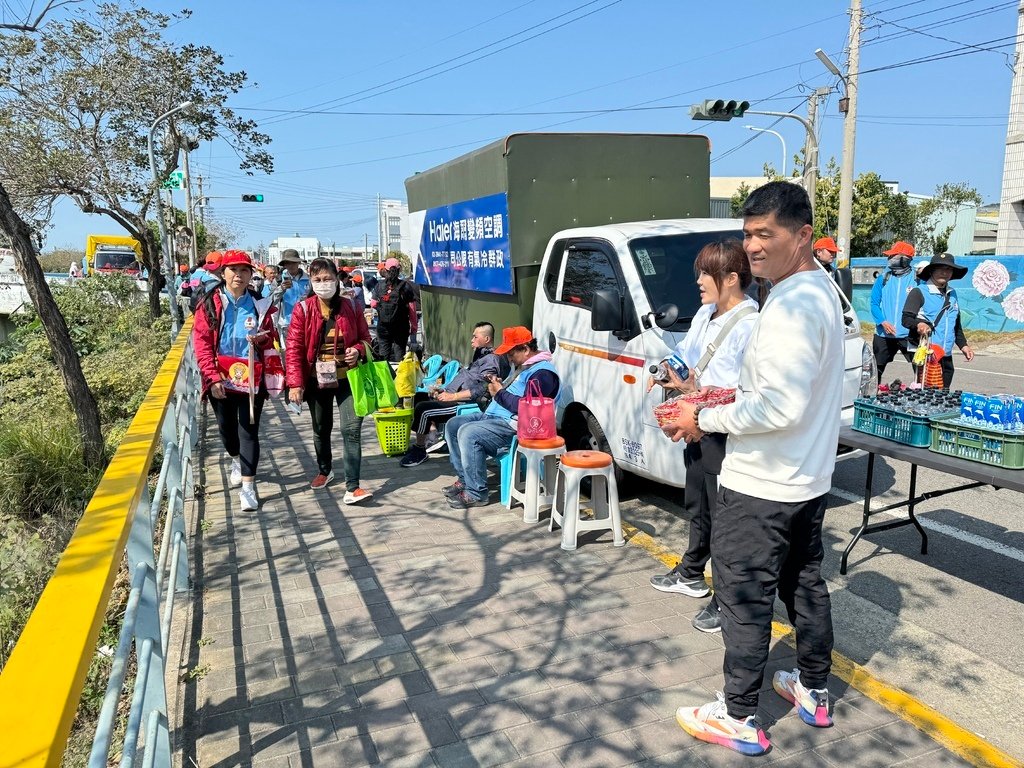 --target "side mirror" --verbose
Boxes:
[836,267,853,302]
[591,289,625,332]
[642,303,679,330]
